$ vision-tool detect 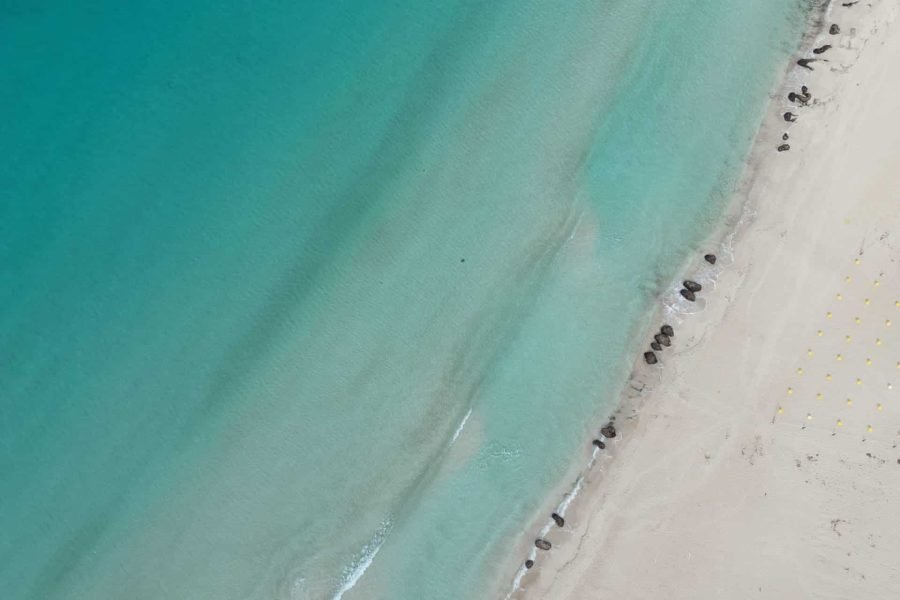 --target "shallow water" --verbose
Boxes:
[1,1,808,598]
